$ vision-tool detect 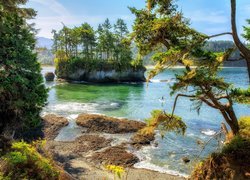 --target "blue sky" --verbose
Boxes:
[26,0,250,41]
